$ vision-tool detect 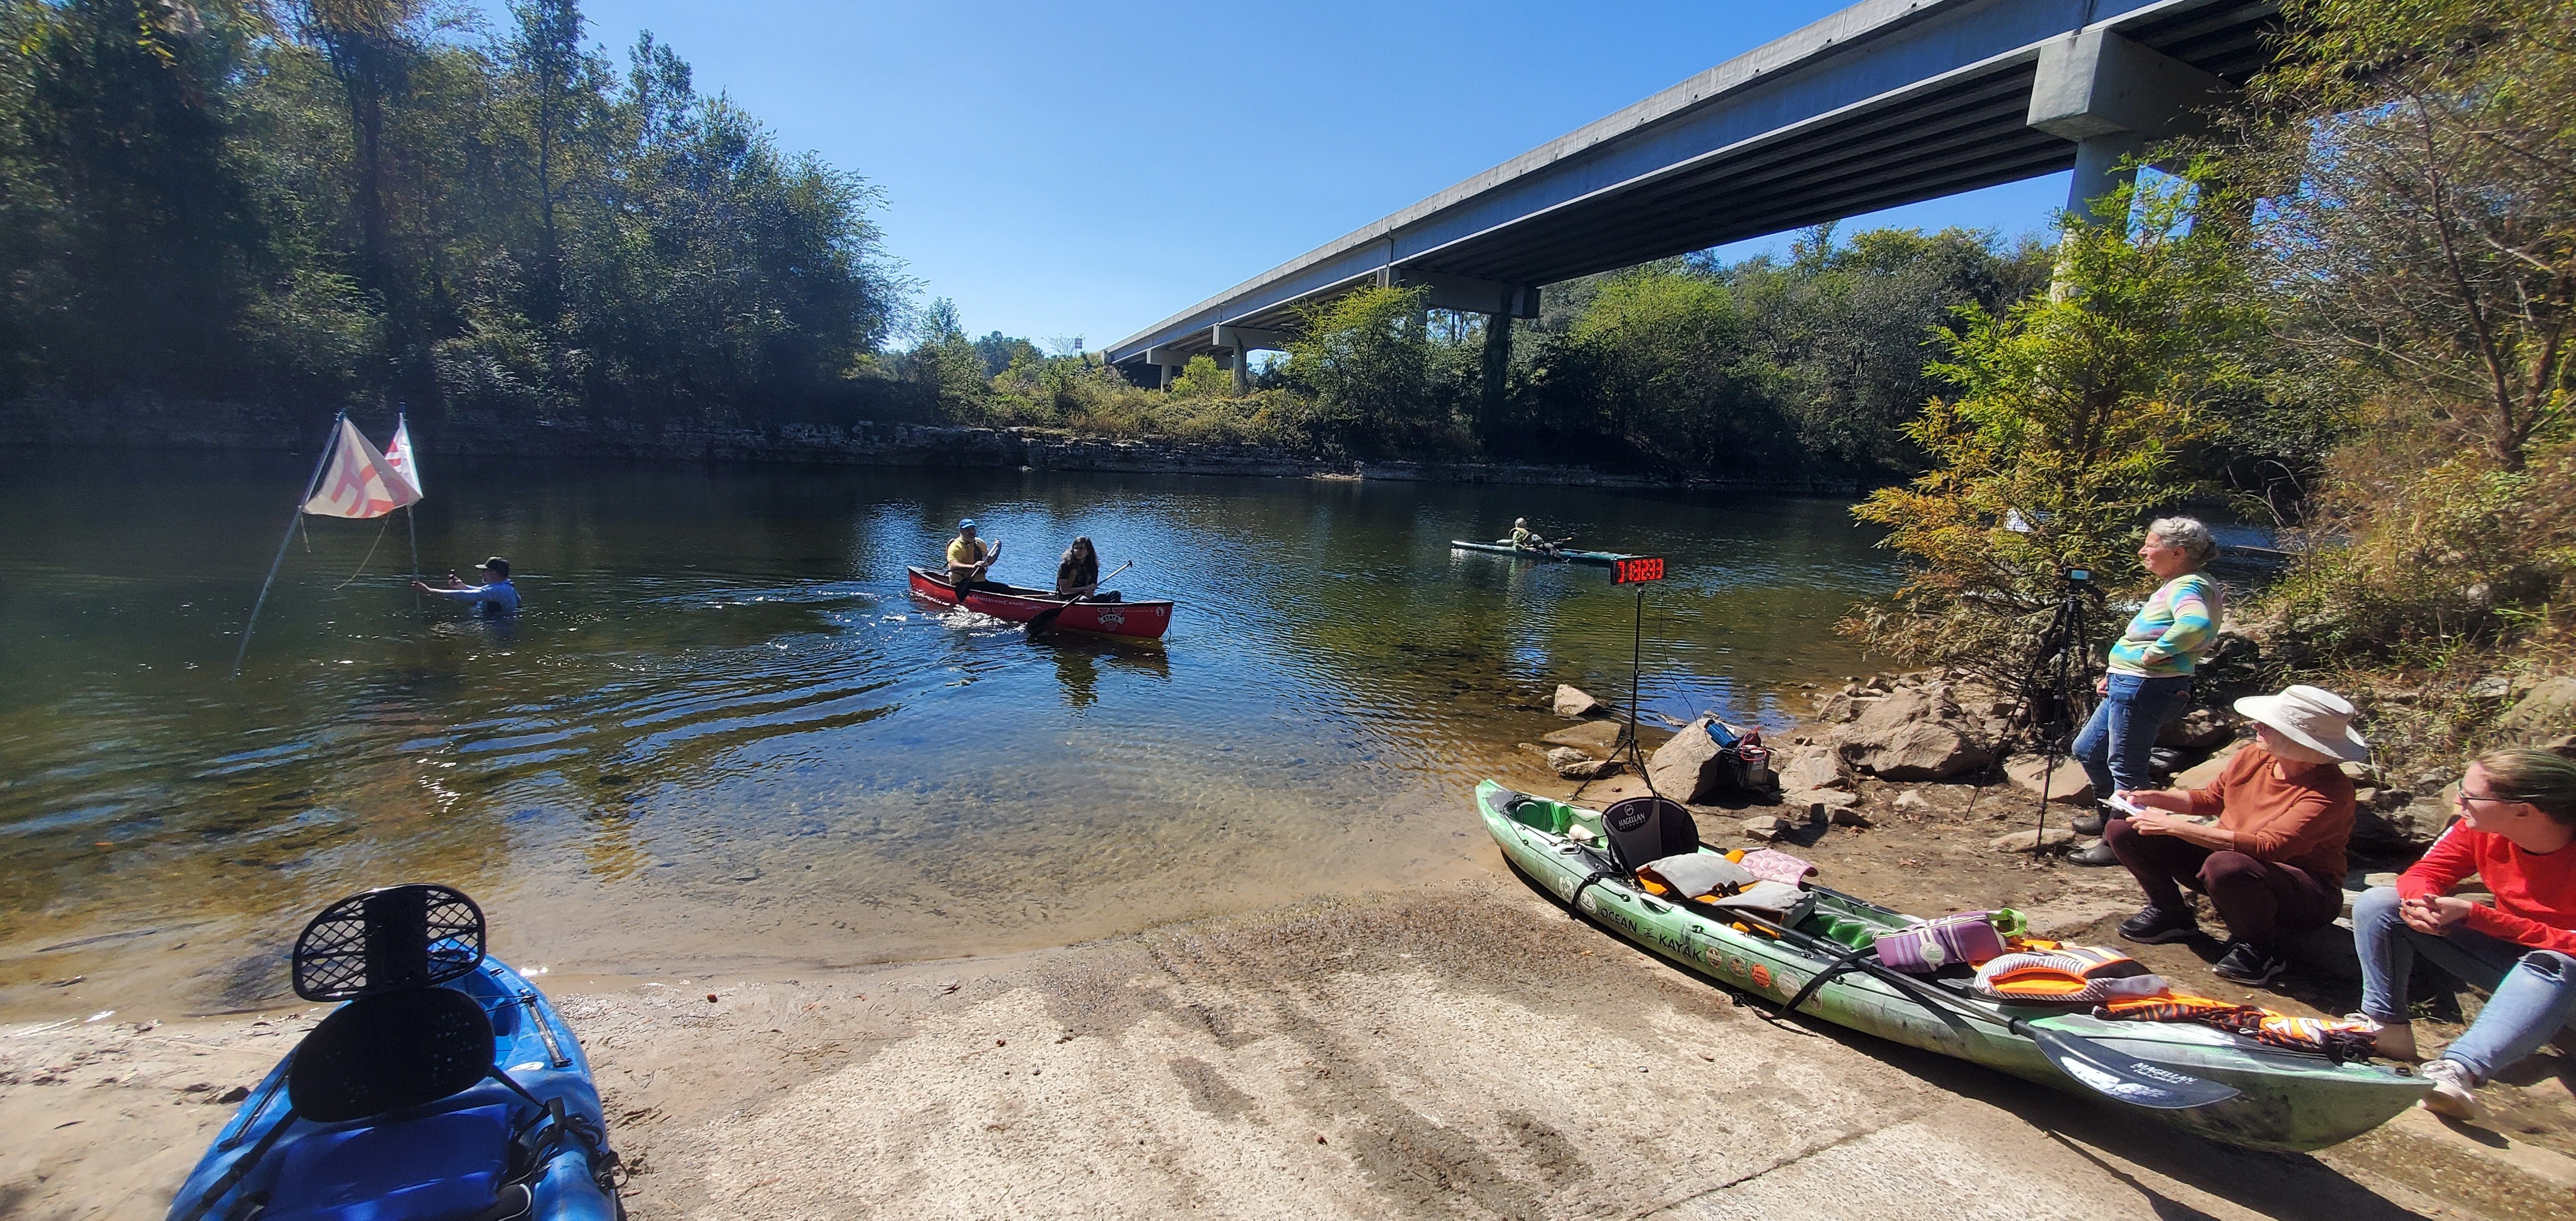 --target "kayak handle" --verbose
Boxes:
[523,992,570,1067]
